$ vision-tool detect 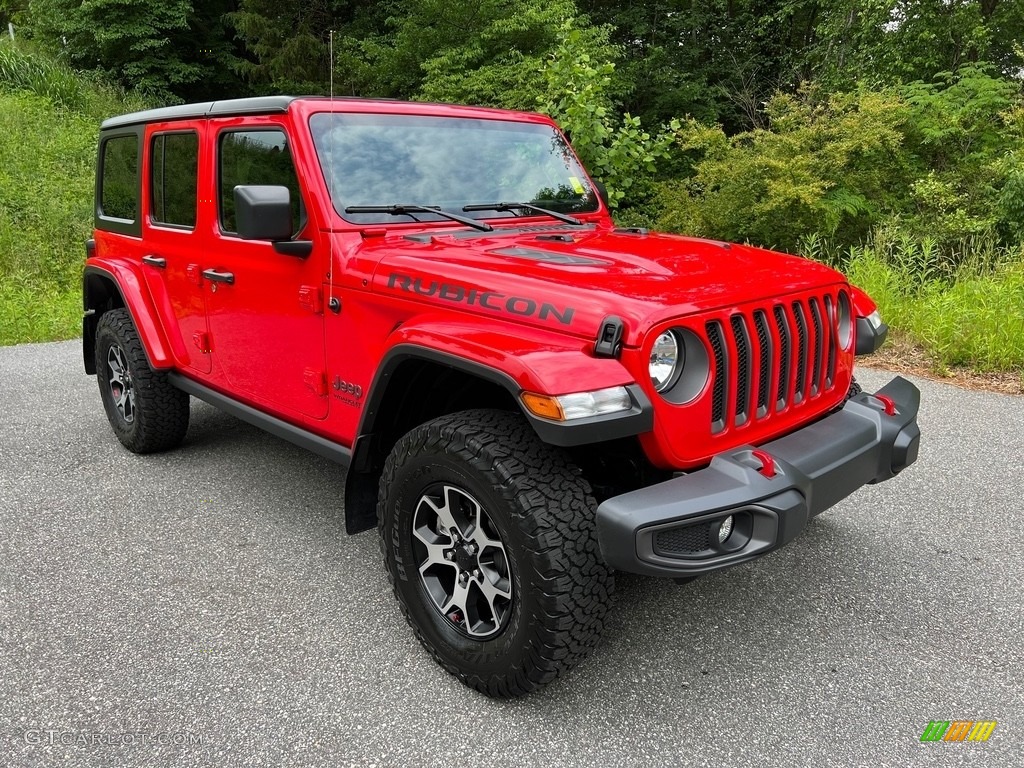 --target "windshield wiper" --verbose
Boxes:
[345,204,493,232]
[462,202,582,226]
